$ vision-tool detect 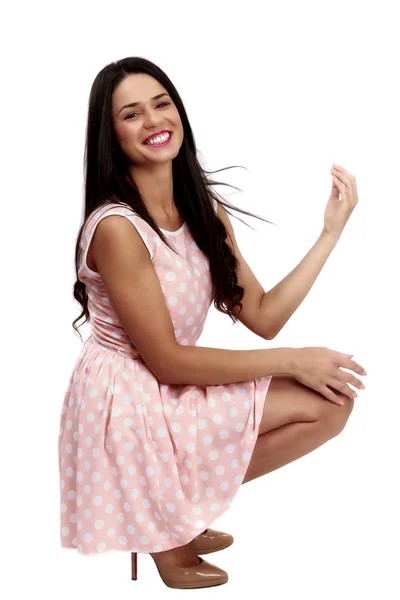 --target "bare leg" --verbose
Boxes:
[243,375,354,484]
[152,377,353,564]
